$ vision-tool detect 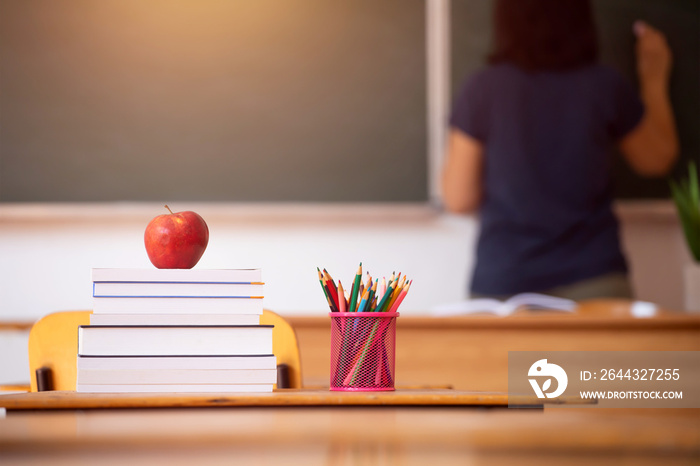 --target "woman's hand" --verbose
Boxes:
[618,21,678,177]
[634,20,672,91]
